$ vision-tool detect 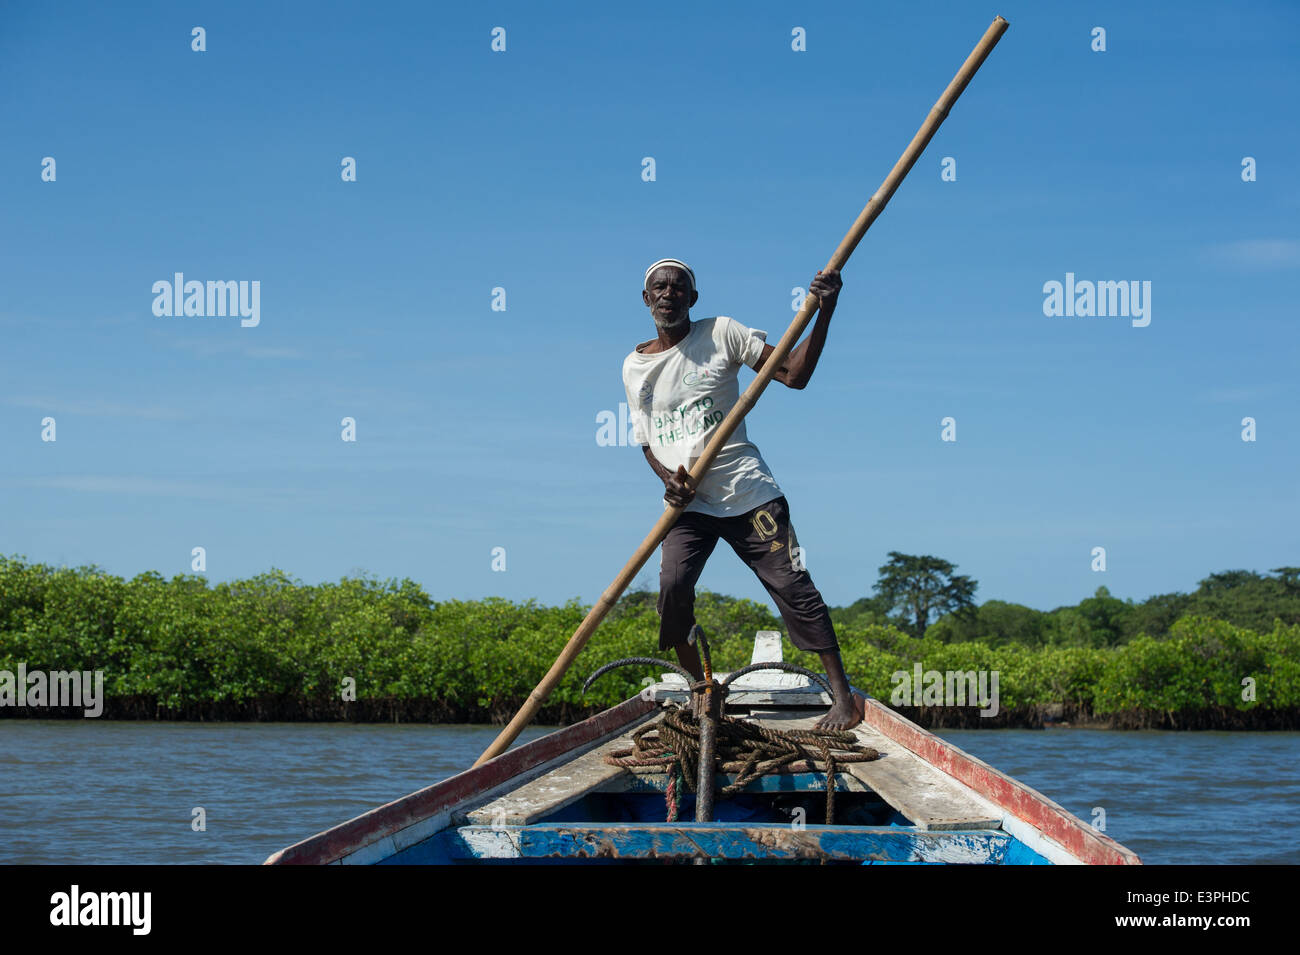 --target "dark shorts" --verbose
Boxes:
[656,495,839,653]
